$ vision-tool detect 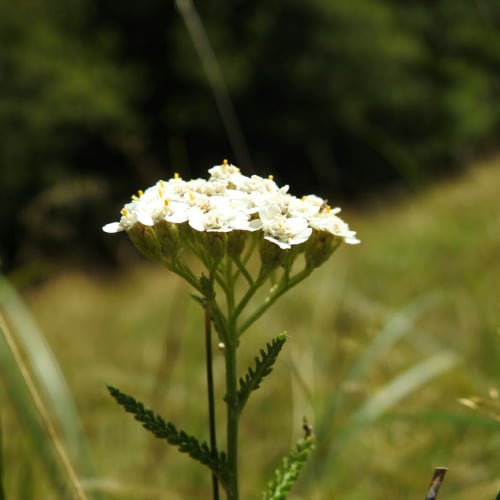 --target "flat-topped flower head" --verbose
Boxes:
[103,161,359,268]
